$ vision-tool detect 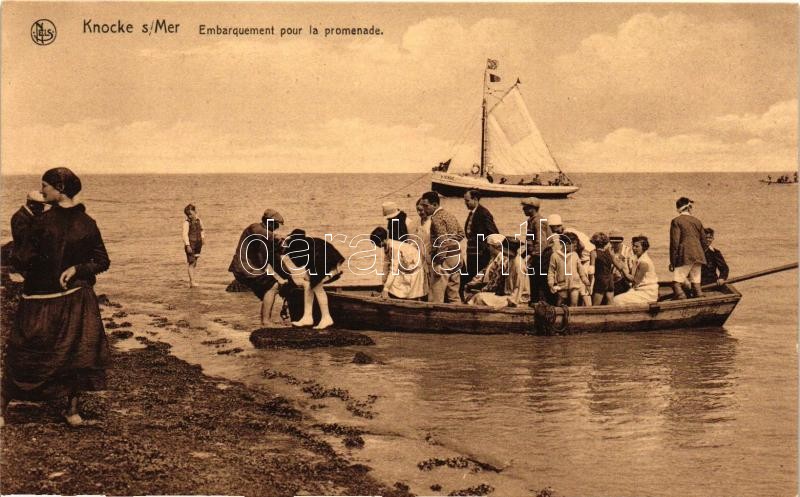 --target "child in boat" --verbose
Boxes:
[700,227,729,286]
[548,233,590,306]
[589,232,615,305]
[182,204,204,287]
